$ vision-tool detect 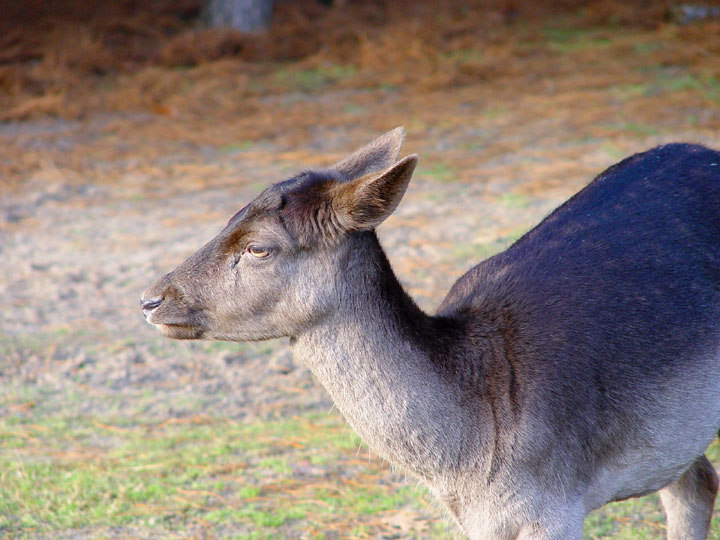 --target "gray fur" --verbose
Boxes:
[142,129,720,539]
